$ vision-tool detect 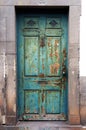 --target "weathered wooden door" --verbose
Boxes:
[17,14,68,120]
